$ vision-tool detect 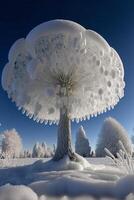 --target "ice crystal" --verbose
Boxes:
[105,140,134,175]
